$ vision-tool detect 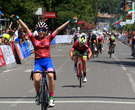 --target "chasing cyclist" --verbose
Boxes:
[97,33,104,53]
[10,14,77,107]
[71,32,79,44]
[70,33,92,82]
[130,36,135,56]
[107,35,116,54]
